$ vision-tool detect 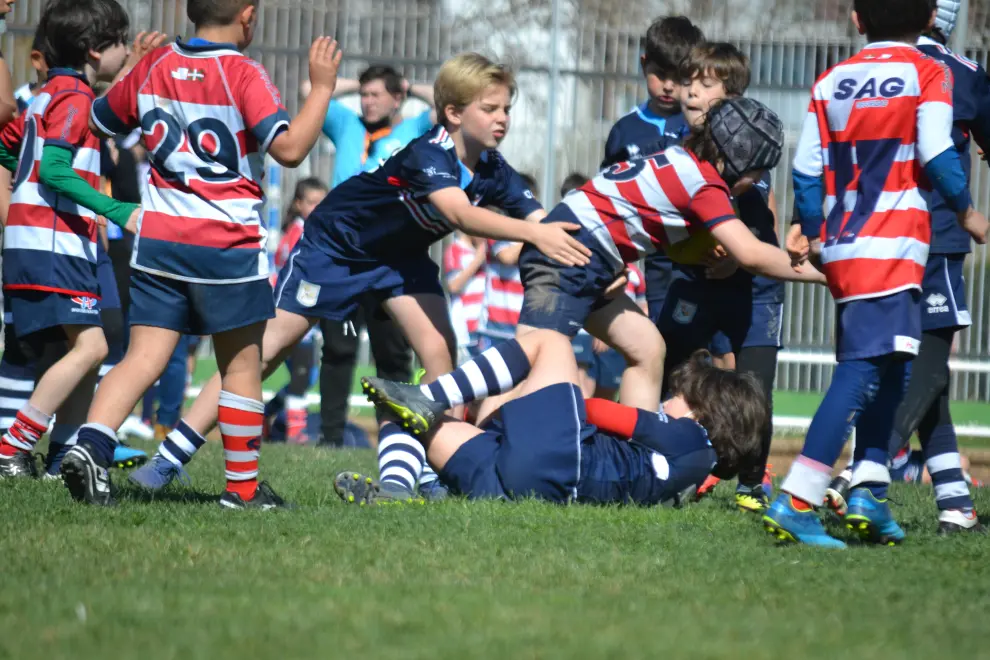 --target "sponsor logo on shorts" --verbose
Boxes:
[671,299,697,325]
[70,296,99,315]
[925,293,950,314]
[295,280,320,308]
